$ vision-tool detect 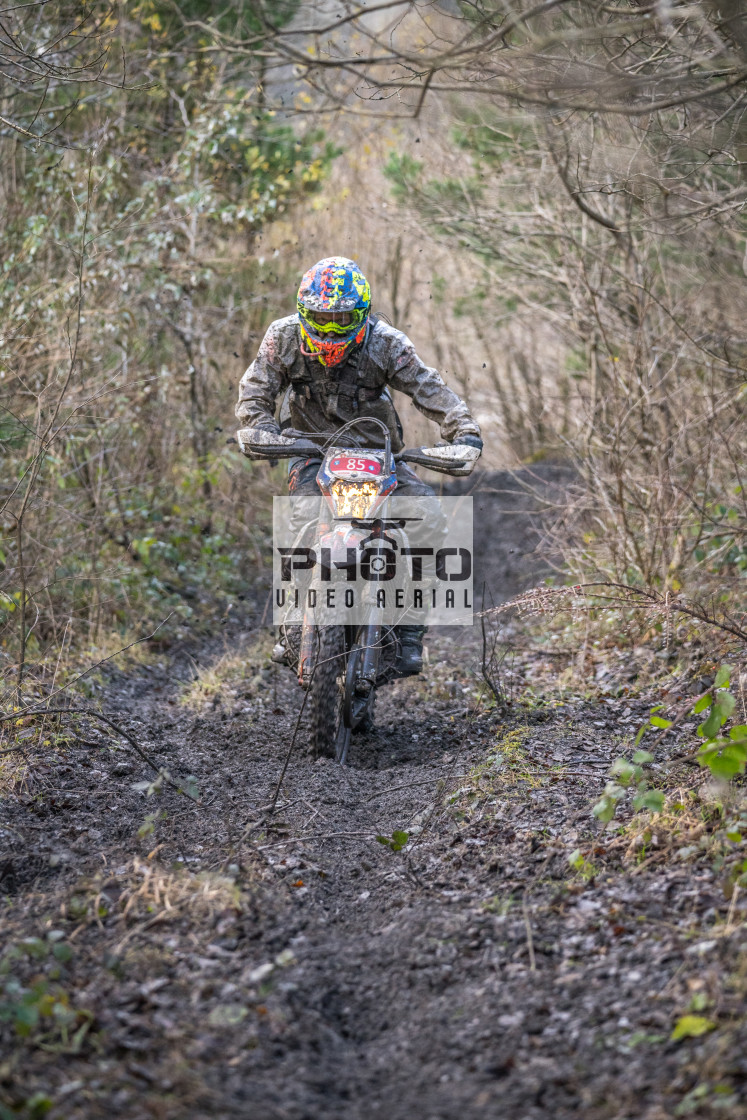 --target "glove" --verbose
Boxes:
[455,434,483,452]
